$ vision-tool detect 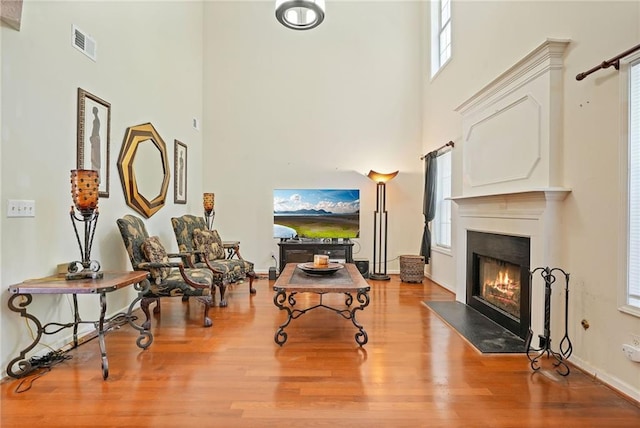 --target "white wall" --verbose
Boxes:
[424,1,640,401]
[0,1,204,377]
[202,1,425,273]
